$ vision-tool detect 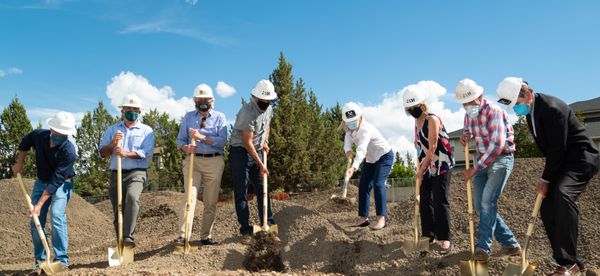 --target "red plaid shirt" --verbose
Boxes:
[463,98,515,171]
